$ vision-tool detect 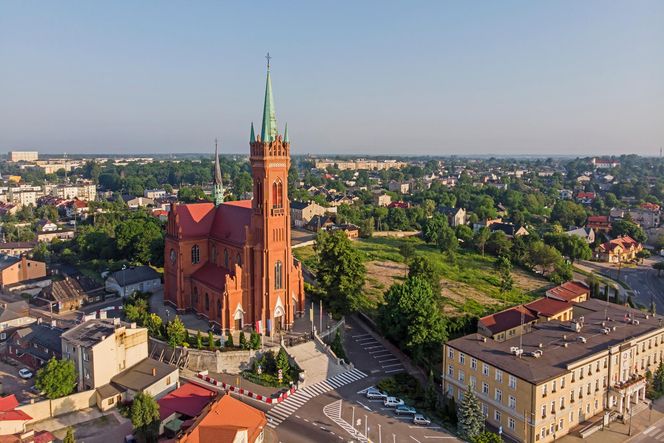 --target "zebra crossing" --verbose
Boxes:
[323,399,368,442]
[266,367,367,428]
